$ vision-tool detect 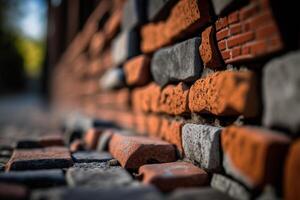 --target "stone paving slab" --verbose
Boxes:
[72,151,112,163]
[0,169,65,188]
